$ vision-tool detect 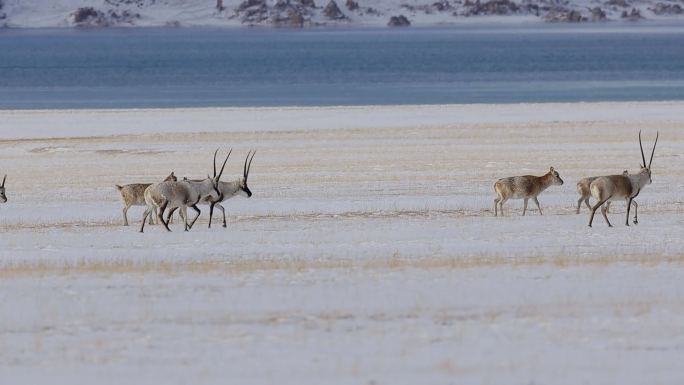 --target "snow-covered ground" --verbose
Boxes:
[0,0,683,28]
[1,102,684,383]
